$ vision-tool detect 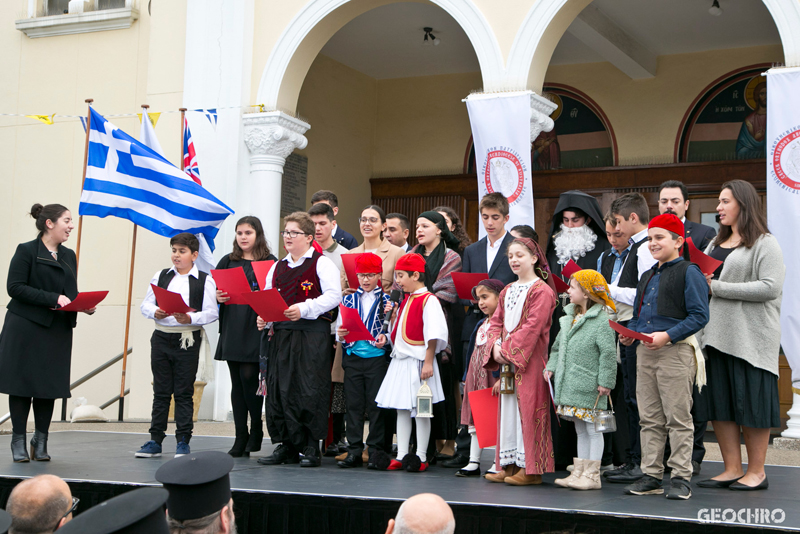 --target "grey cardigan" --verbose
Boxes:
[703,234,785,376]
